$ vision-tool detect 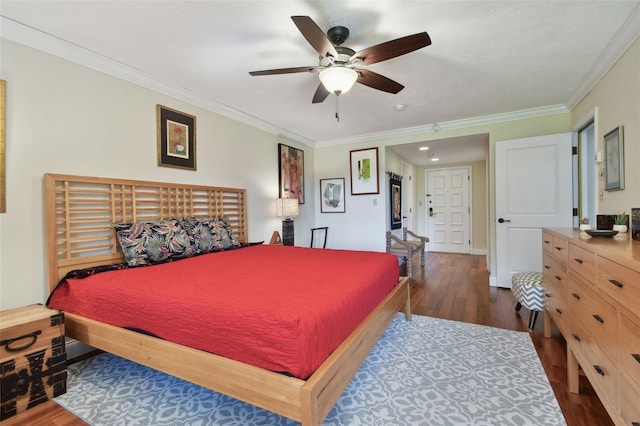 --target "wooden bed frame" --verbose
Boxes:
[44,173,411,426]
